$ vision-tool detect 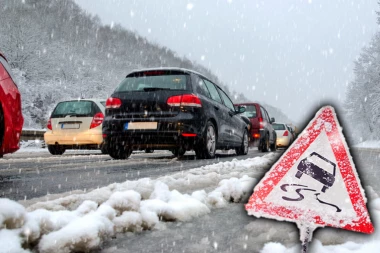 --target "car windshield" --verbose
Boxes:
[240,105,257,118]
[273,123,286,130]
[52,101,95,118]
[115,72,188,92]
